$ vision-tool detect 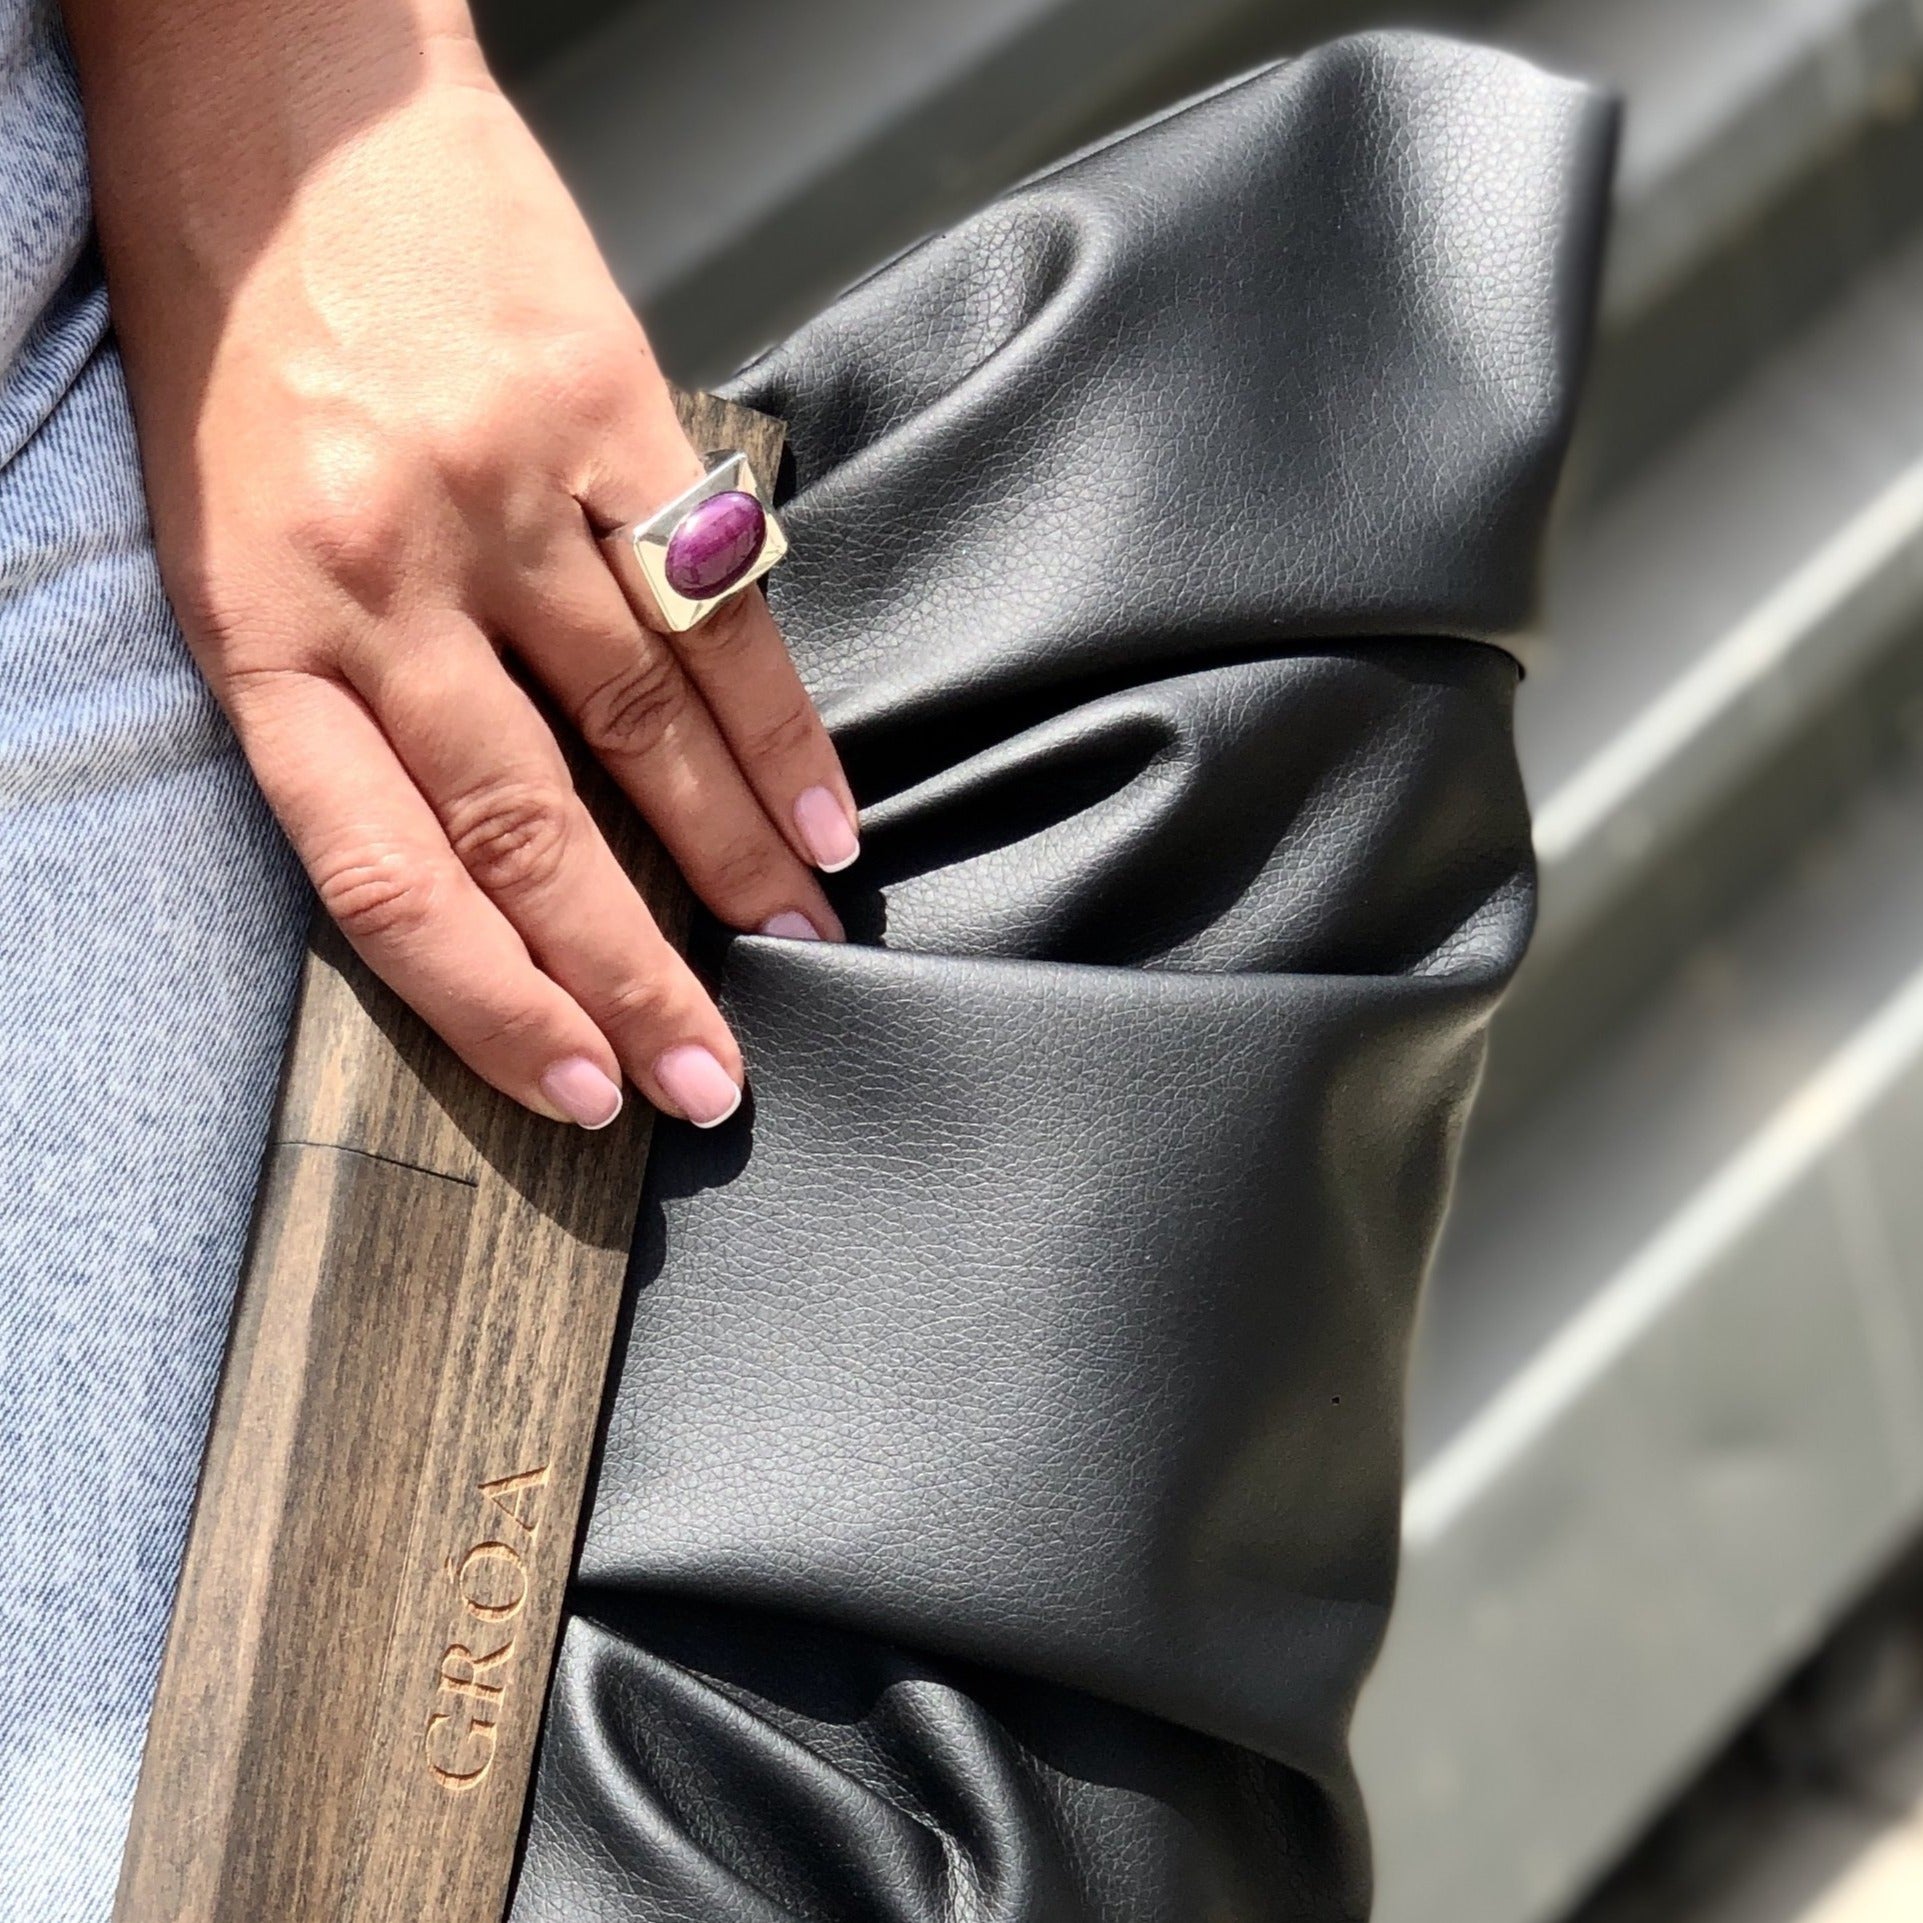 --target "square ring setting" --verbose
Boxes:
[601,452,788,634]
